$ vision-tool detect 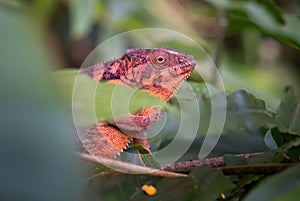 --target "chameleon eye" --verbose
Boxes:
[156,56,165,63]
[149,50,170,67]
